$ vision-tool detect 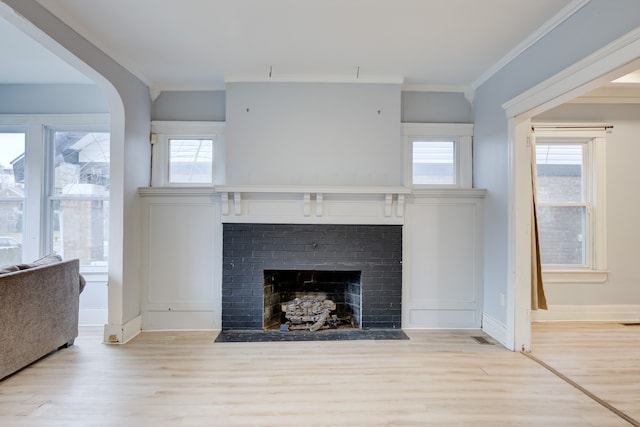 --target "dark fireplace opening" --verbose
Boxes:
[263,270,362,331]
